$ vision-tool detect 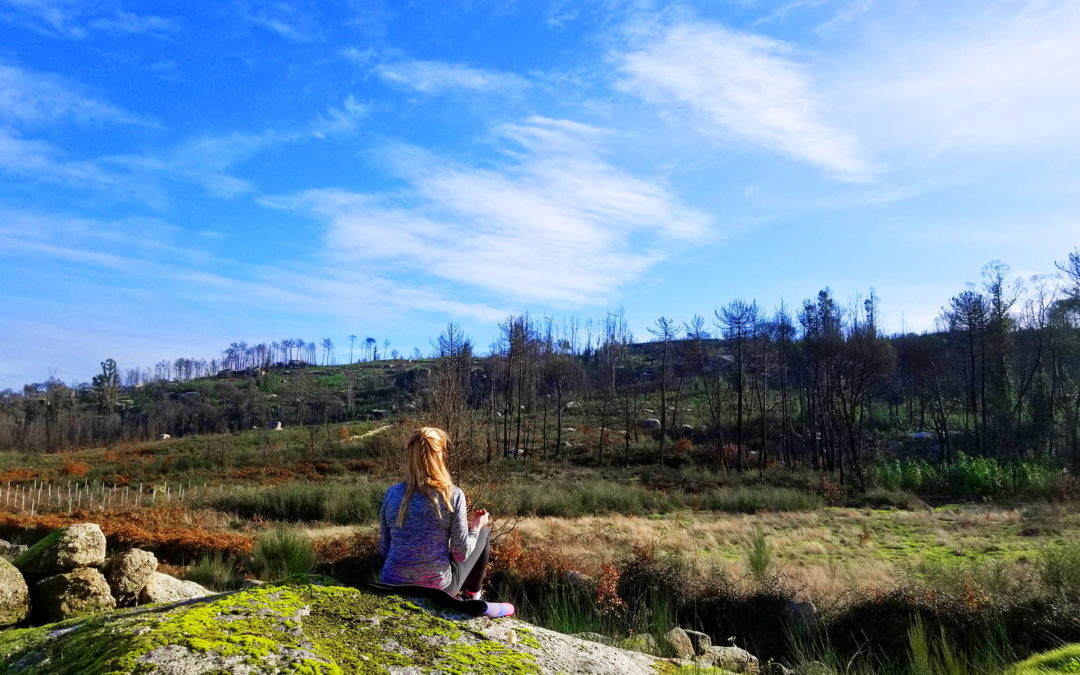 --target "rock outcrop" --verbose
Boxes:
[0,559,29,627]
[13,523,106,579]
[103,548,157,606]
[33,567,115,622]
[0,576,713,675]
